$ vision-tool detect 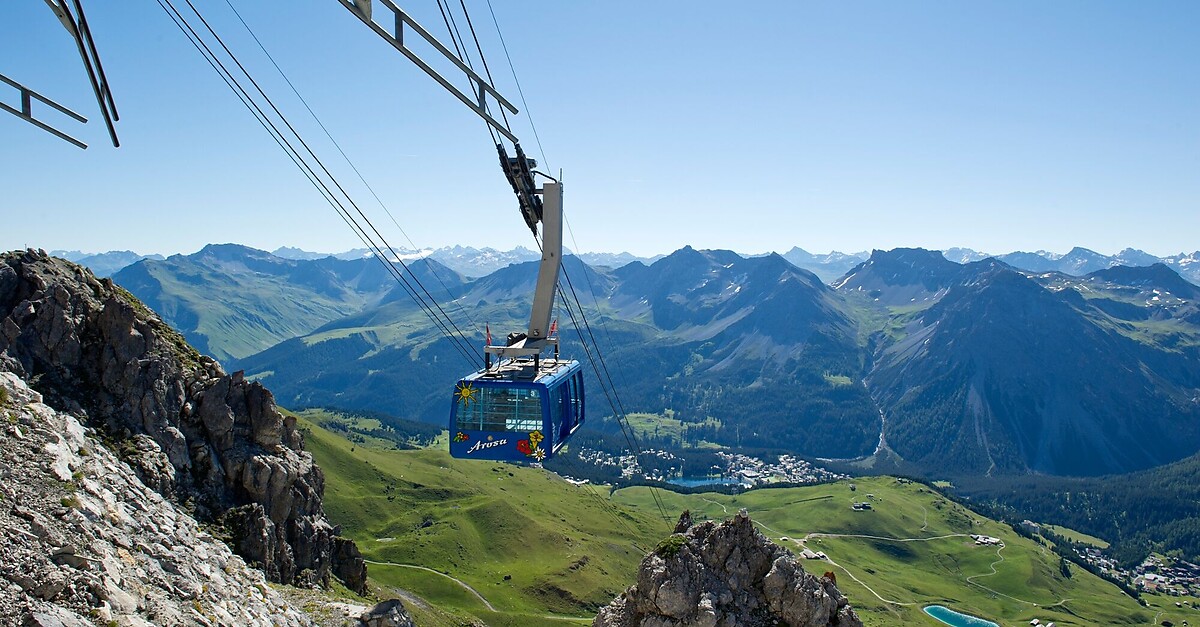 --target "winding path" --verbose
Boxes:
[823,552,920,608]
[793,532,972,608]
[962,545,1040,606]
[697,495,1073,613]
[788,531,1071,610]
[698,499,926,610]
[364,560,497,611]
[364,560,592,622]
